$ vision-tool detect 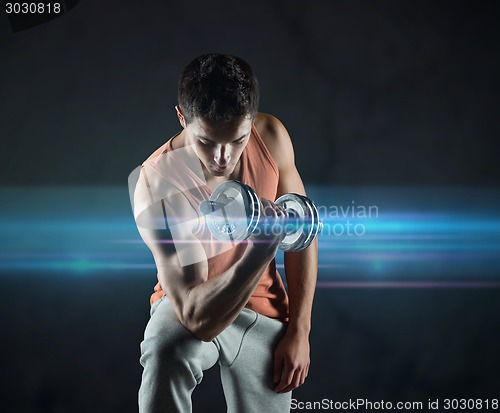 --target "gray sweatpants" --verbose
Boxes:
[138,296,292,413]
